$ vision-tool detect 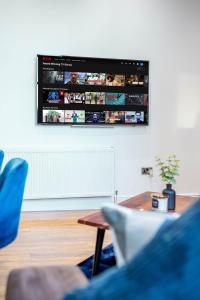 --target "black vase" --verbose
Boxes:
[162,184,176,210]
